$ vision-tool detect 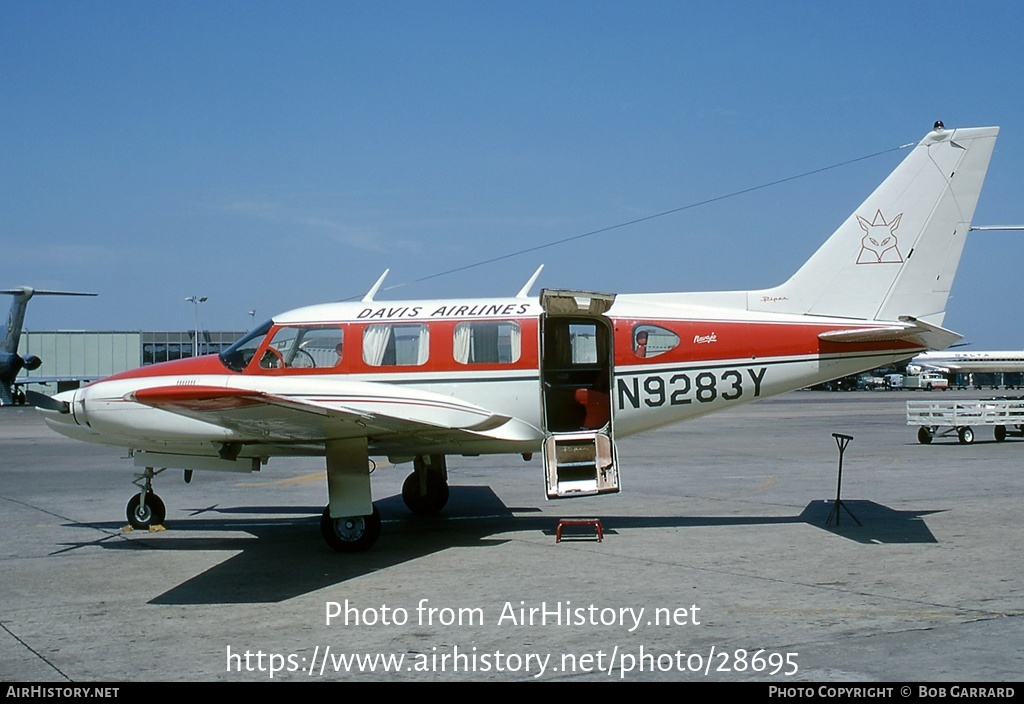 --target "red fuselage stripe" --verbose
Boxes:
[107,316,919,382]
